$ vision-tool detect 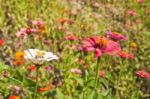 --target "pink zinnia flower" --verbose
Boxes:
[16,28,39,37]
[136,70,150,78]
[80,36,121,57]
[70,68,82,75]
[127,9,137,16]
[65,34,78,41]
[32,20,45,29]
[117,51,134,59]
[106,31,128,41]
[137,0,144,3]
[99,71,105,77]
